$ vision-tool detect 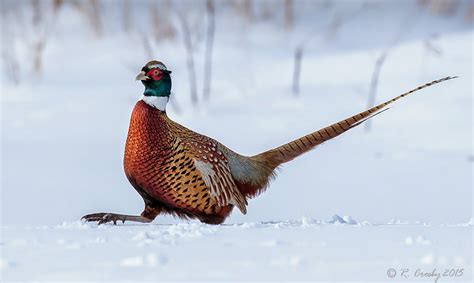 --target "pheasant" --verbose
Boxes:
[82,60,455,225]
